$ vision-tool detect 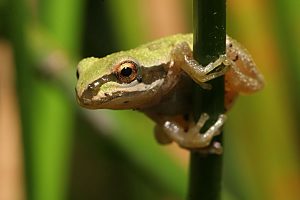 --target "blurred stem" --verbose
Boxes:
[8,0,32,199]
[188,0,226,200]
[273,1,300,136]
